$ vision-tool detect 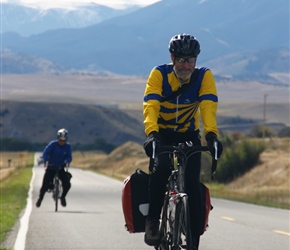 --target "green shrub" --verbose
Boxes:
[250,125,276,138]
[214,136,266,183]
[277,126,290,137]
